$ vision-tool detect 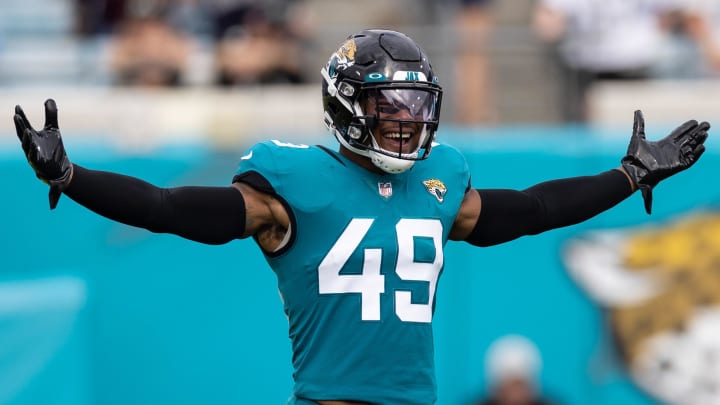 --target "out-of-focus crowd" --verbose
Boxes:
[531,0,720,122]
[4,0,720,126]
[75,0,314,87]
